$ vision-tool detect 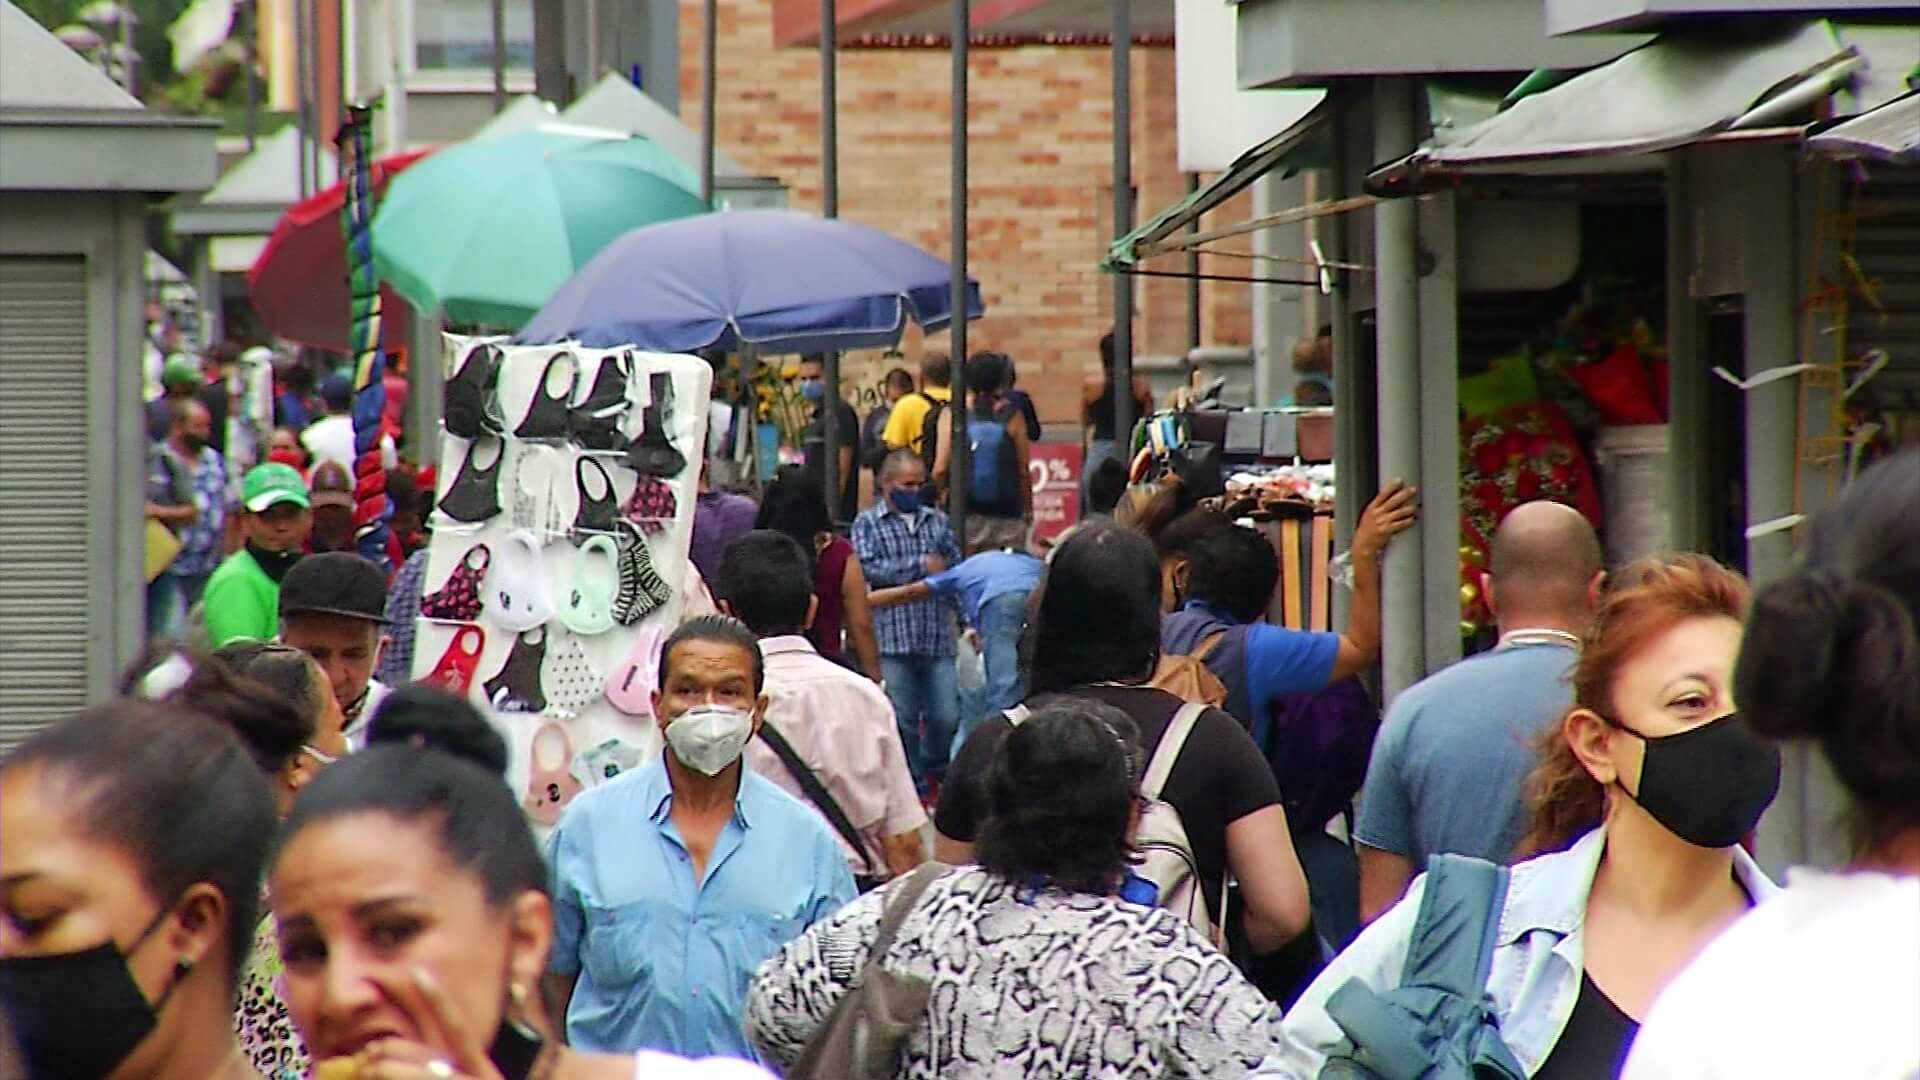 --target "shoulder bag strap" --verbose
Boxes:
[1400,854,1511,997]
[756,721,879,879]
[862,861,946,979]
[1141,701,1207,802]
[1191,630,1226,662]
